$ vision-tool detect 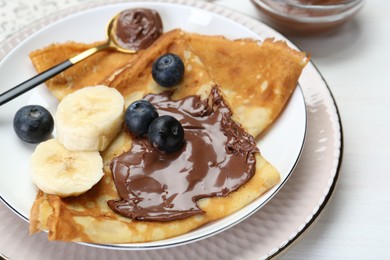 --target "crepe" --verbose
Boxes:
[101,30,216,106]
[184,33,308,137]
[29,41,135,100]
[29,29,307,243]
